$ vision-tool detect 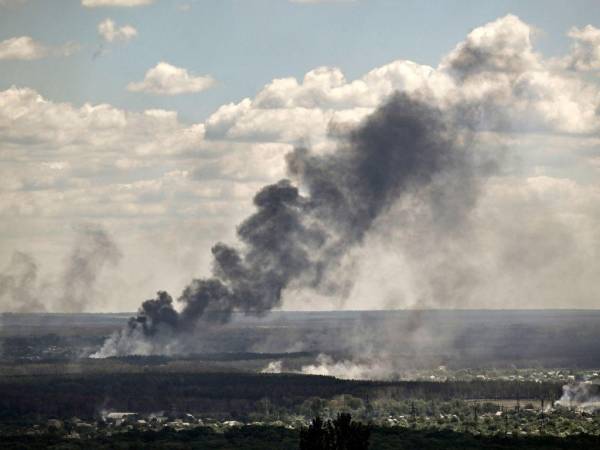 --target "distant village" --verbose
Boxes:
[34,412,307,441]
[11,399,600,442]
